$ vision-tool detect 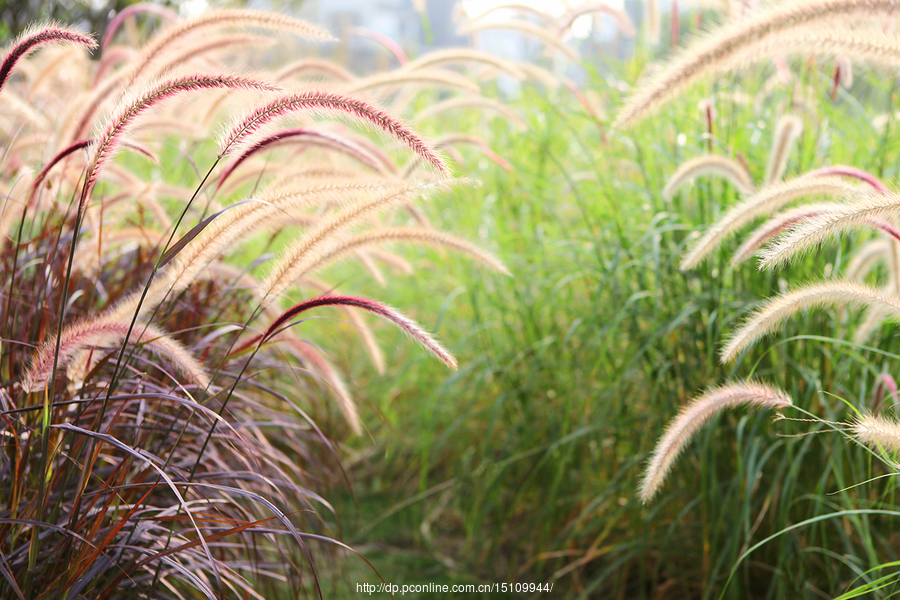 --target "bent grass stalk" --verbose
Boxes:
[639,381,791,504]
